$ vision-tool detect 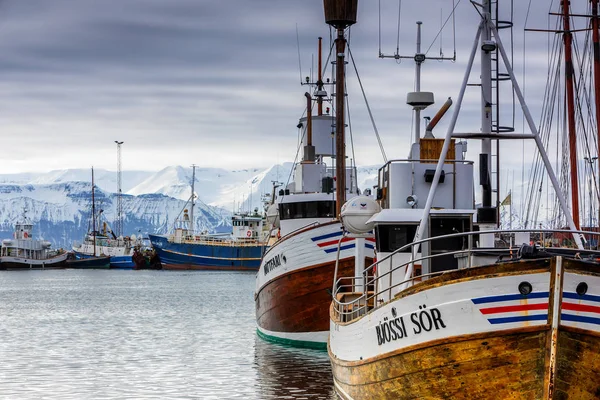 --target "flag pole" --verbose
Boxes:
[509,190,512,230]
